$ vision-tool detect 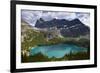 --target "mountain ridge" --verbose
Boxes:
[35,18,90,37]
